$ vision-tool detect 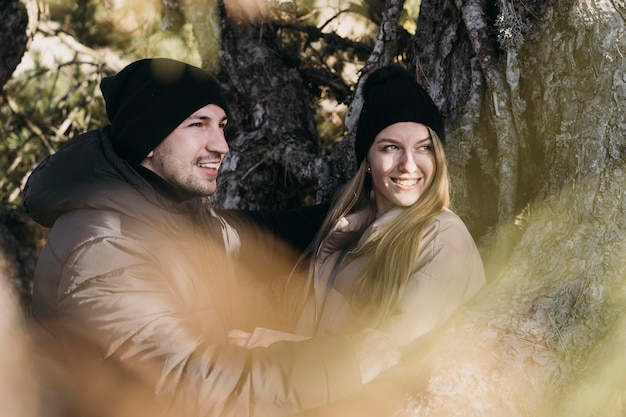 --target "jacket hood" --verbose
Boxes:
[23,127,177,228]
